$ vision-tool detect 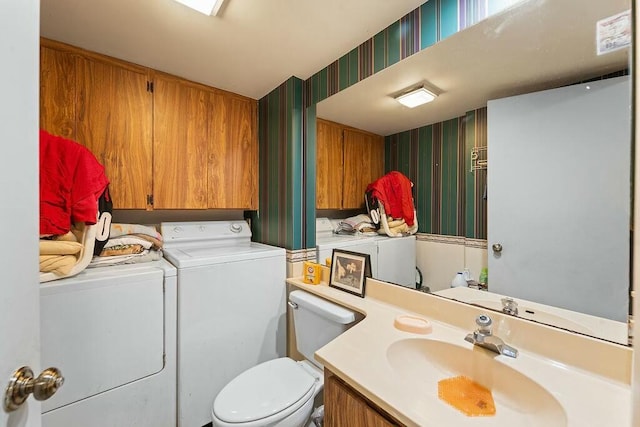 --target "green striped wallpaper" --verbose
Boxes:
[257,1,501,249]
[251,77,305,249]
[302,0,494,107]
[386,108,487,239]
